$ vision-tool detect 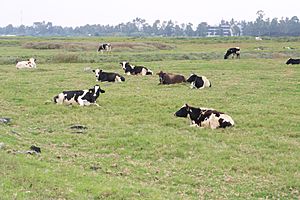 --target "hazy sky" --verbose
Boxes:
[1,0,299,27]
